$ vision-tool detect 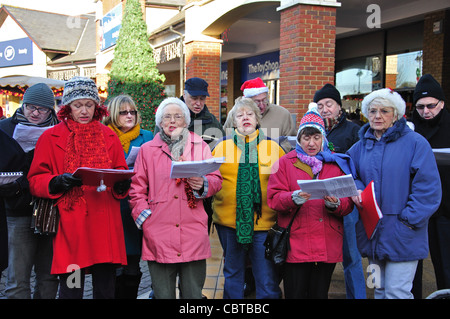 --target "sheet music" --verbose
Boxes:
[297,174,358,199]
[432,148,450,165]
[170,157,225,179]
[126,146,140,167]
[0,171,23,185]
[12,123,53,152]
